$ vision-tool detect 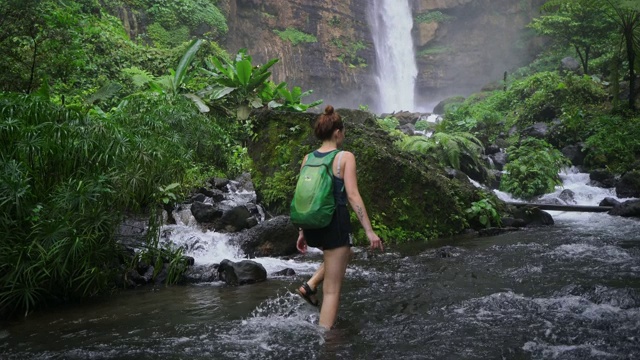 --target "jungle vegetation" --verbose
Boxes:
[0,0,638,316]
